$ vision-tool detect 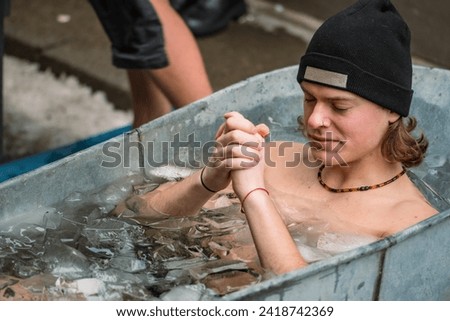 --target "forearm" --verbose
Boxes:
[242,190,307,274]
[127,168,224,217]
[125,111,265,218]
